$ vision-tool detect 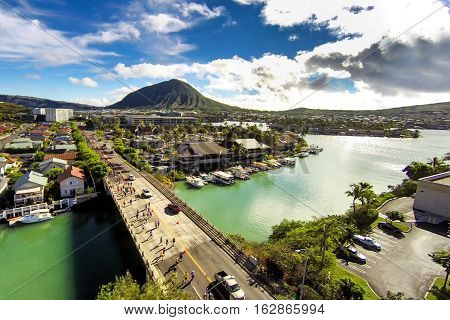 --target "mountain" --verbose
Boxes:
[0,94,93,110]
[281,101,450,116]
[109,79,241,112]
